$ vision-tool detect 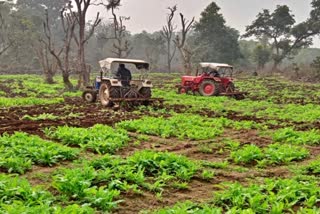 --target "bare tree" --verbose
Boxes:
[102,0,132,58]
[174,13,195,75]
[72,0,101,88]
[0,2,13,57]
[42,6,77,90]
[34,41,59,84]
[161,6,177,73]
